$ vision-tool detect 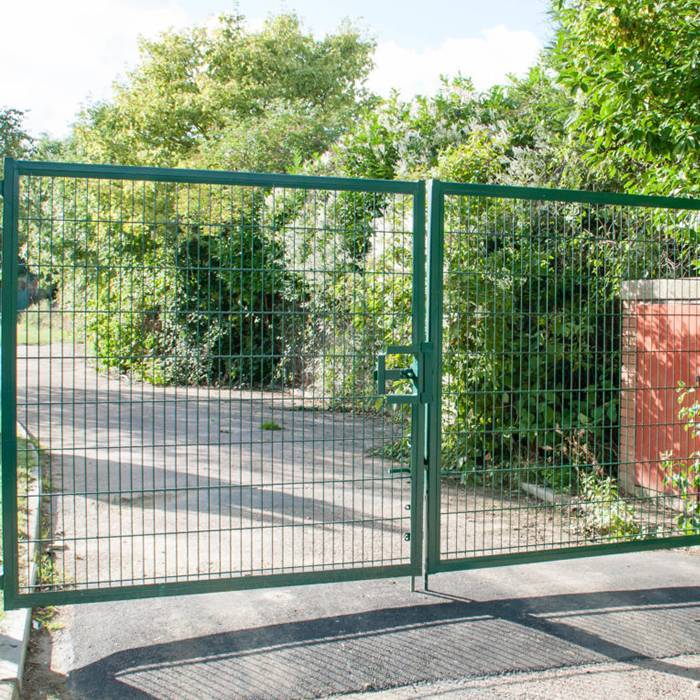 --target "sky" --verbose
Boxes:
[2,0,553,139]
